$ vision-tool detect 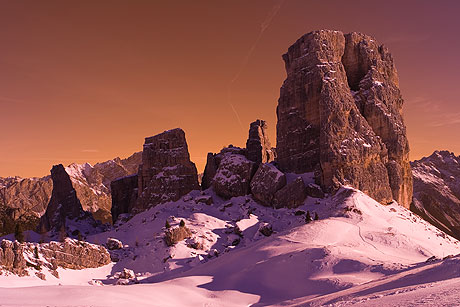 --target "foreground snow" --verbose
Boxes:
[1,187,460,306]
